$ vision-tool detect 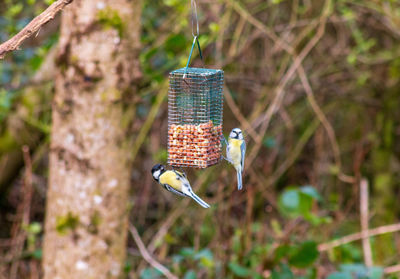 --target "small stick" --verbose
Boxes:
[129,225,178,279]
[360,178,373,267]
[384,264,400,274]
[318,223,400,251]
